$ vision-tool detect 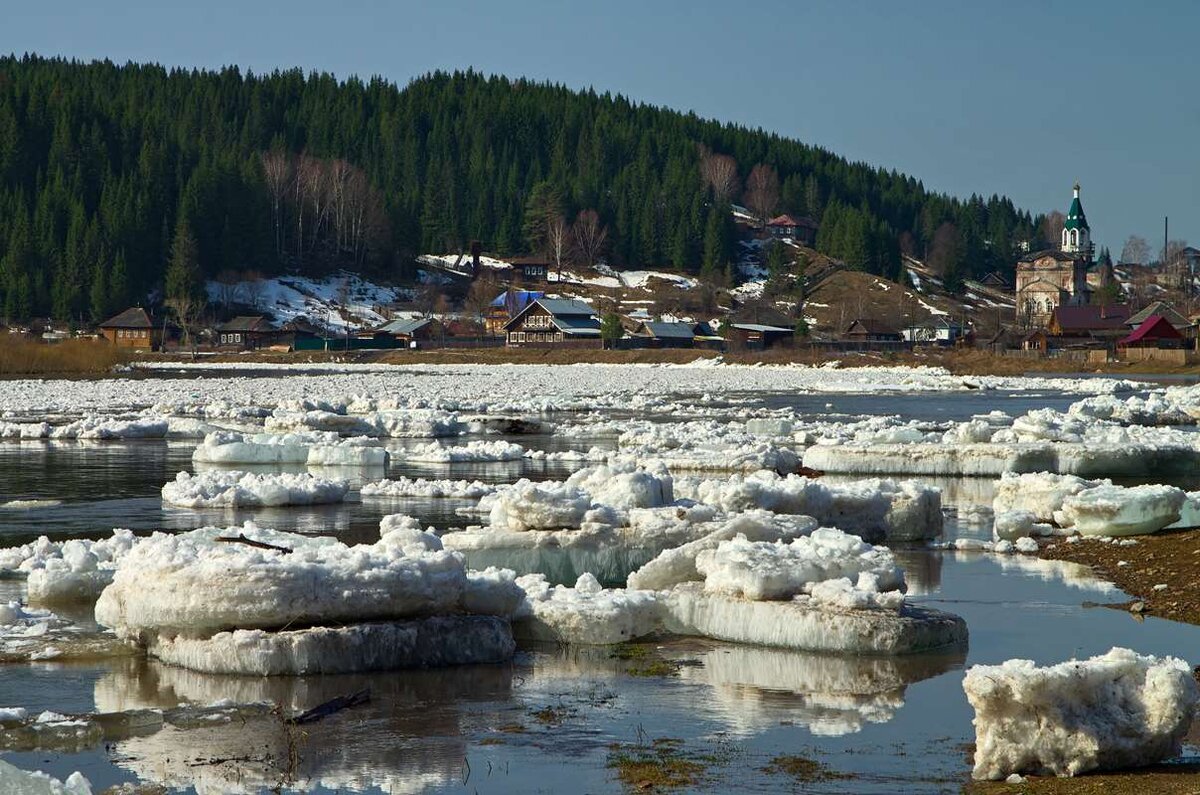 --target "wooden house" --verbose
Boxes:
[727,322,794,350]
[503,298,602,348]
[900,317,966,345]
[1047,305,1131,340]
[377,317,445,348]
[843,319,902,342]
[1125,302,1193,338]
[216,315,273,350]
[99,307,160,350]
[765,214,819,246]
[630,320,697,349]
[486,290,543,334]
[507,257,551,283]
